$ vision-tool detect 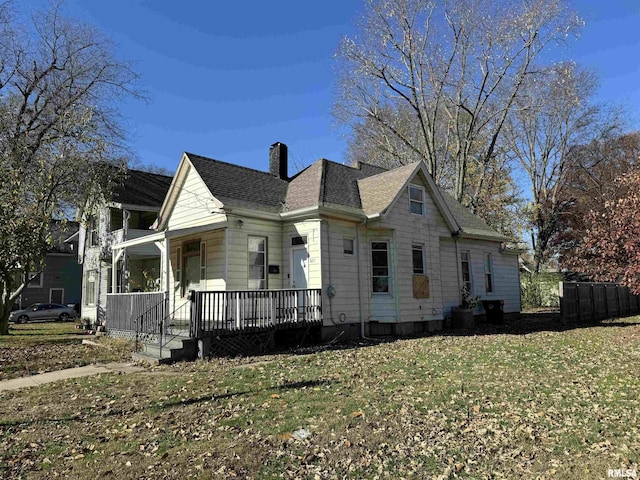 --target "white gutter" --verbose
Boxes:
[456,231,511,243]
[281,204,366,222]
[106,202,162,212]
[225,205,282,221]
